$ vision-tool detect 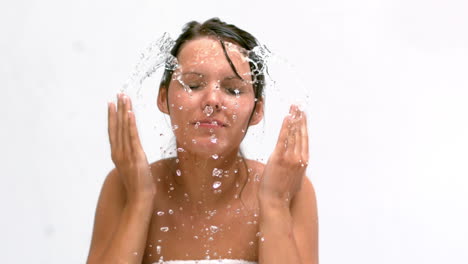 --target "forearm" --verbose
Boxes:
[258,200,302,264]
[97,196,154,264]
